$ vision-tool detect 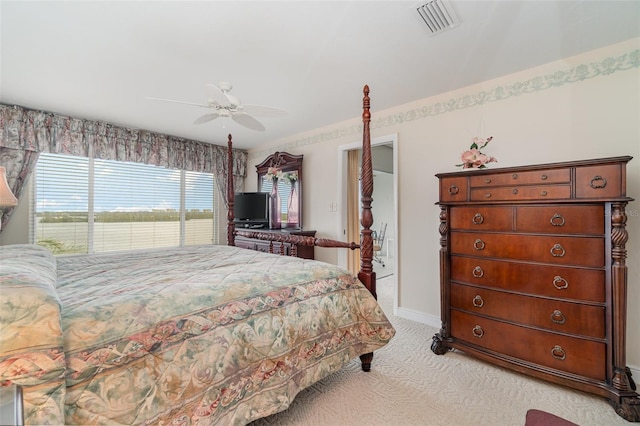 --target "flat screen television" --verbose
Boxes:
[233,192,270,228]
